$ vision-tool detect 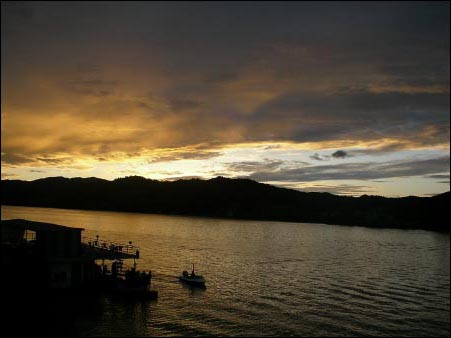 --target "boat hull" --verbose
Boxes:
[179,276,205,287]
